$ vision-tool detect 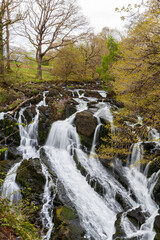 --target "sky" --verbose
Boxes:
[77,0,140,33]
